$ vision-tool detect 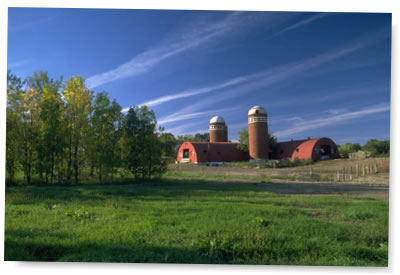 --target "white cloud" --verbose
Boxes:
[157,36,372,120]
[276,13,328,36]
[274,103,390,138]
[158,106,239,125]
[86,12,246,89]
[8,59,32,69]
[120,75,257,112]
